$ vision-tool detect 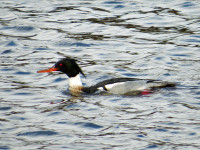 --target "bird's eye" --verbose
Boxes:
[59,63,63,67]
